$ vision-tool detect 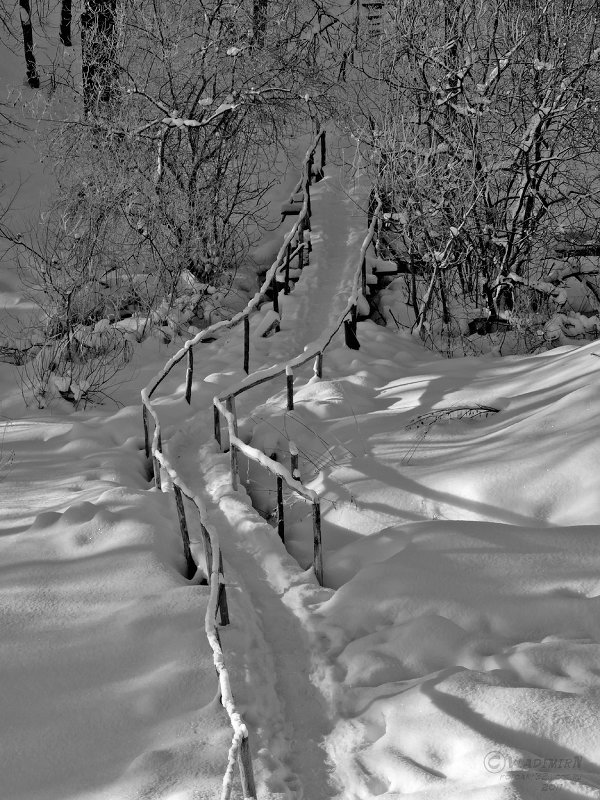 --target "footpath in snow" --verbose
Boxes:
[165,140,600,800]
[160,160,369,798]
[4,120,600,800]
